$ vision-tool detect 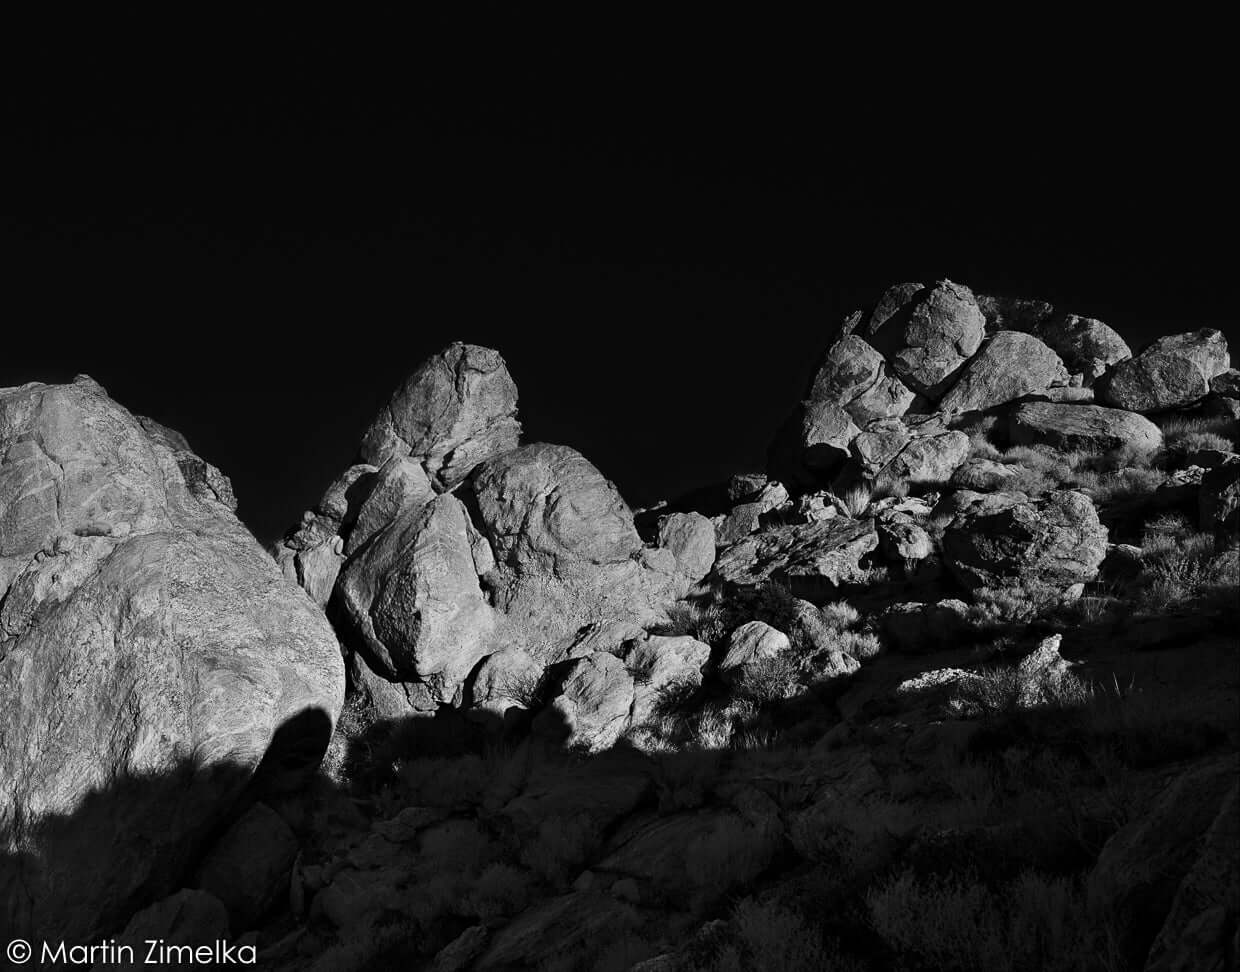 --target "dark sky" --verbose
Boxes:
[6,35,1236,543]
